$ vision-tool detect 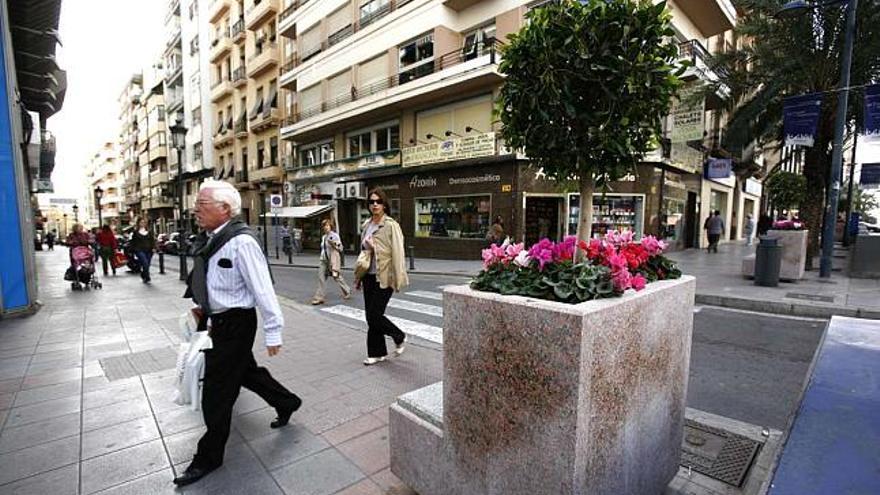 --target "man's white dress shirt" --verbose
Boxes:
[206,221,284,347]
